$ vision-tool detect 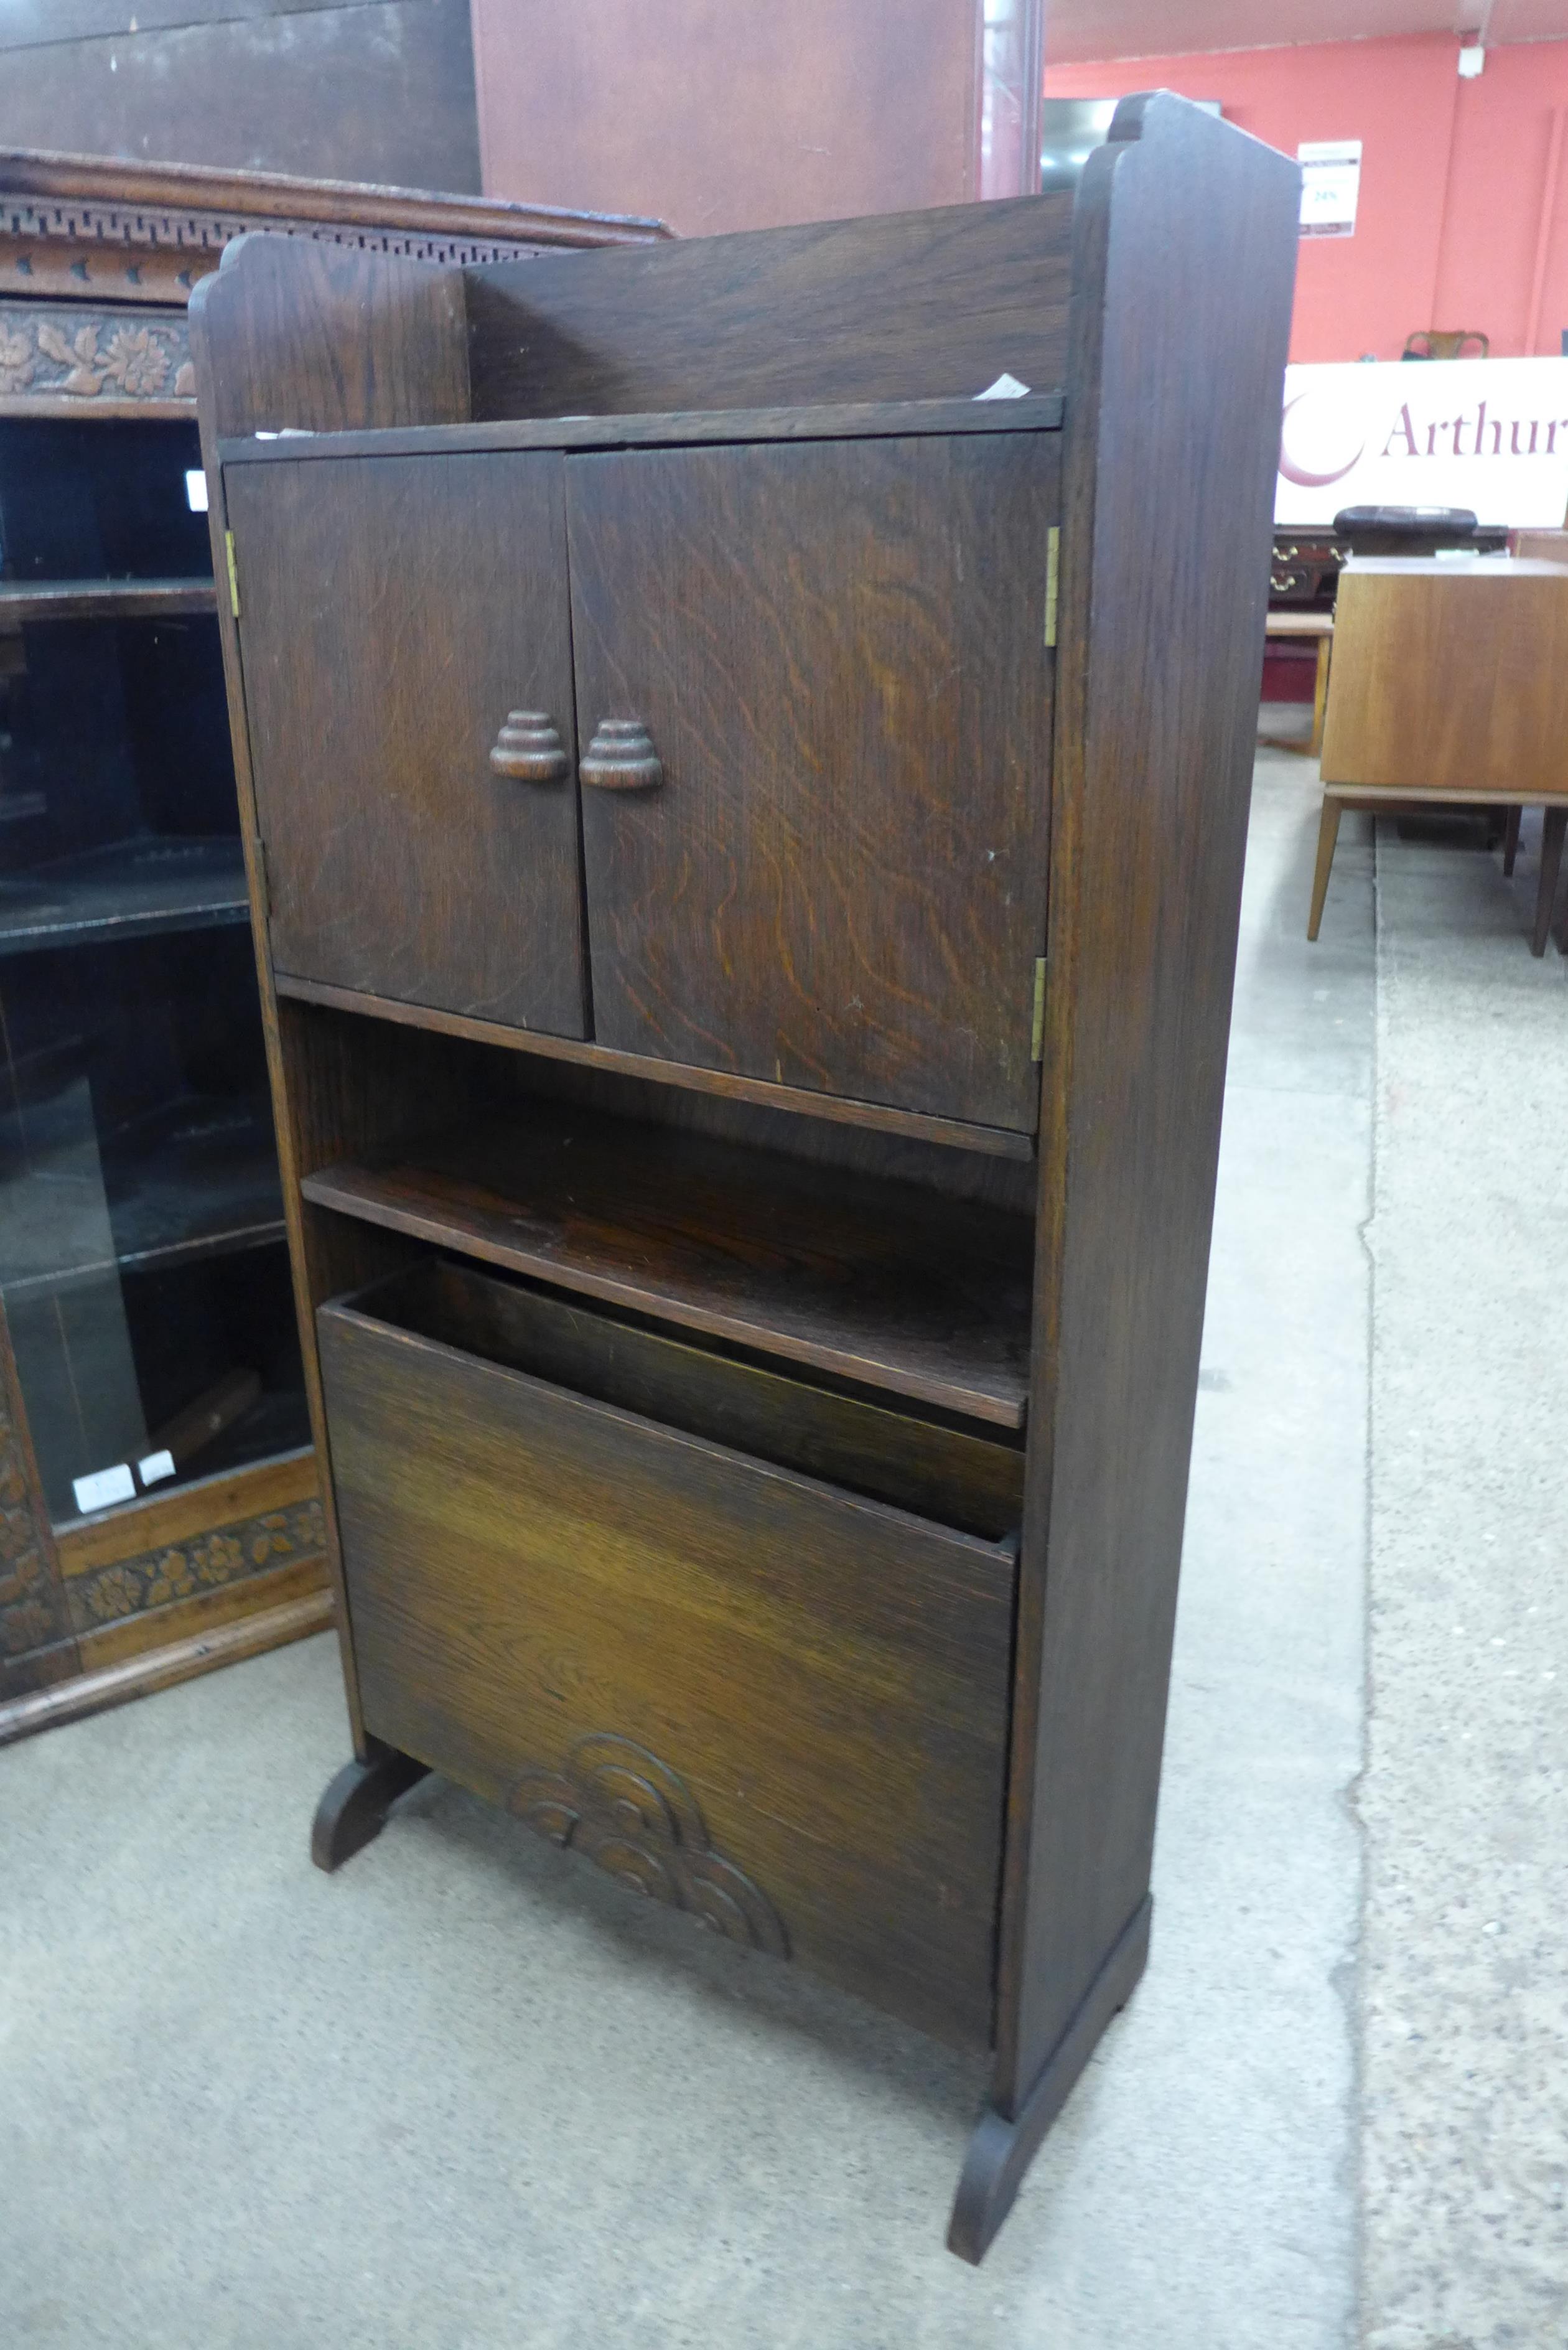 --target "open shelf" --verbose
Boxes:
[0,578,215,624]
[0,835,249,953]
[0,1093,284,1298]
[301,1102,1034,1428]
